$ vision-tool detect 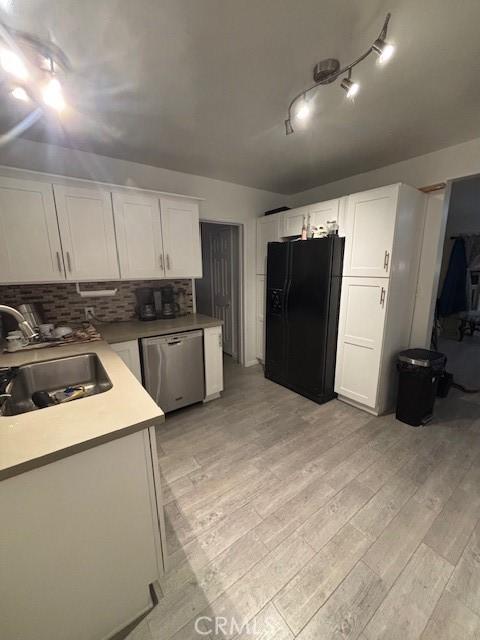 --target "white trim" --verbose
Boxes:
[0,163,205,201]
[198,218,245,366]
